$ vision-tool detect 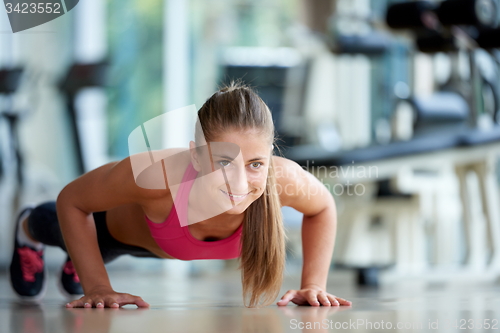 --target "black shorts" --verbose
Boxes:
[27,201,160,264]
